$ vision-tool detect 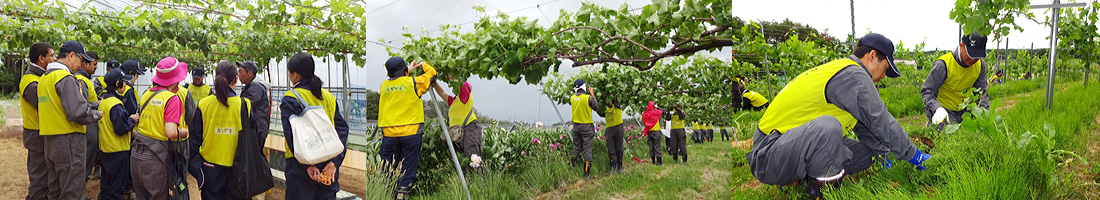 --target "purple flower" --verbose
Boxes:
[533,138,541,144]
[560,134,566,139]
